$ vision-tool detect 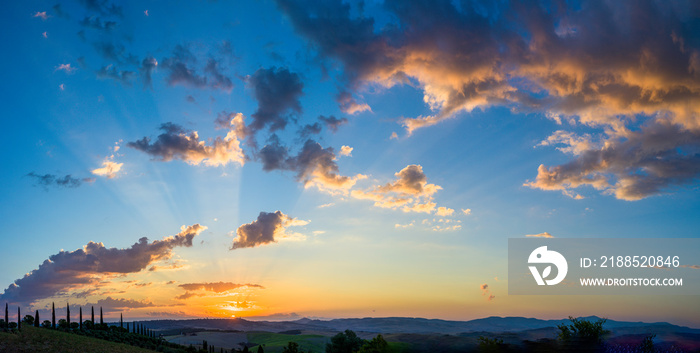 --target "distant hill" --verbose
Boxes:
[145,315,700,335]
[0,325,155,353]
